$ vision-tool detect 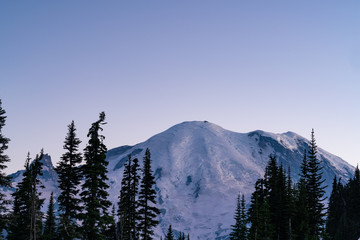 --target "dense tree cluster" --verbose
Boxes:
[230,130,329,240]
[0,104,161,239]
[325,167,360,240]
